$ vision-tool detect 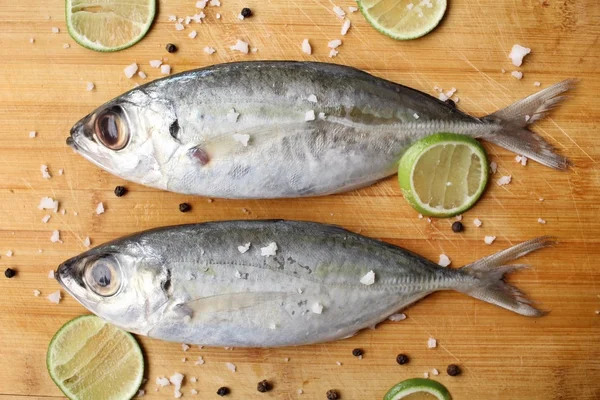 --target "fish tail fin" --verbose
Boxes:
[456,236,556,317]
[480,79,576,170]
